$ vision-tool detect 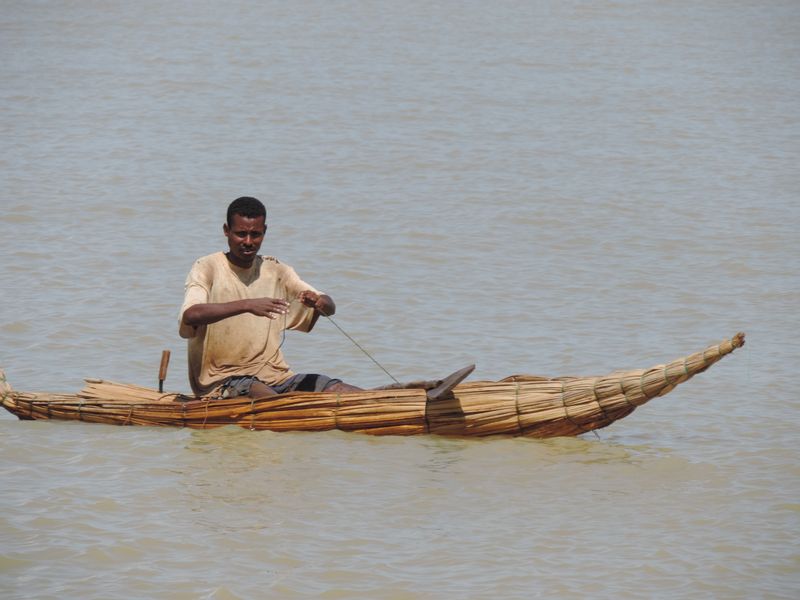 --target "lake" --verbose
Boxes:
[1,1,798,597]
